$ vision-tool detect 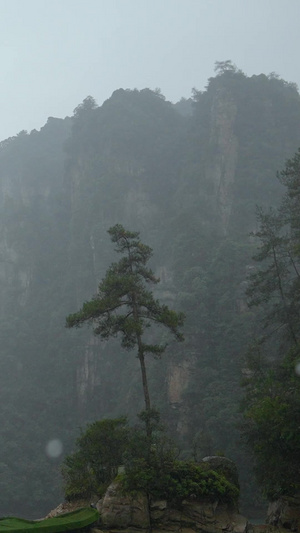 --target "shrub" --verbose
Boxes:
[123,456,239,506]
[62,417,128,501]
